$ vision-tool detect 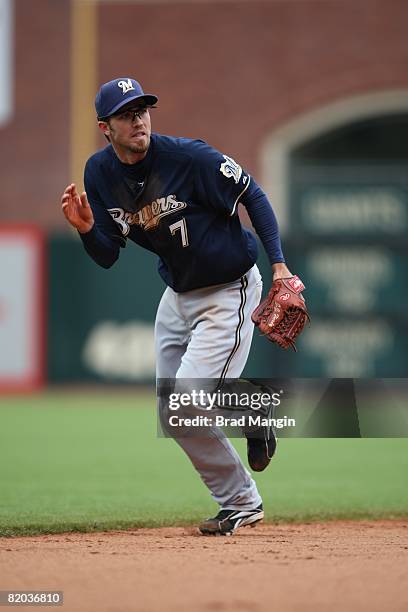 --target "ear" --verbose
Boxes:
[98,120,110,137]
